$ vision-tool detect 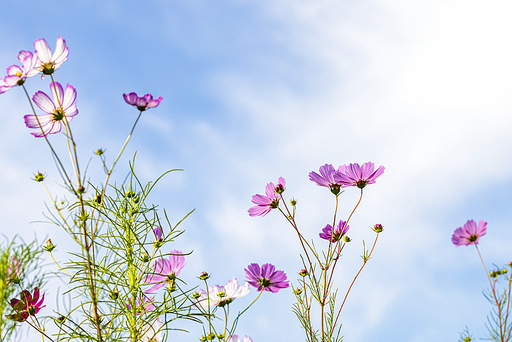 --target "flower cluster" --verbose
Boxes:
[309,162,385,192]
